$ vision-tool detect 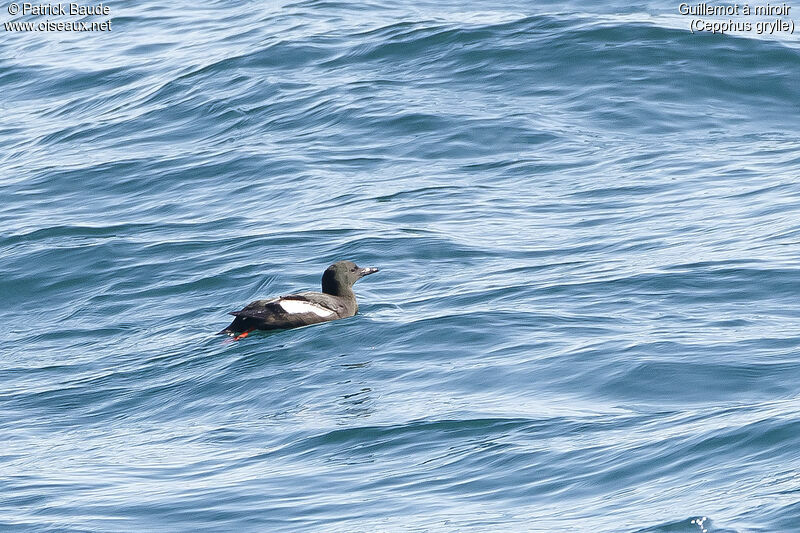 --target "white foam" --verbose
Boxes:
[279,299,335,317]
